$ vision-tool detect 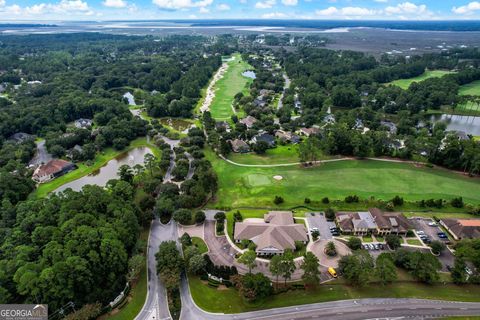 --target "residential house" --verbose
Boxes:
[8,132,34,143]
[239,115,258,129]
[251,132,275,147]
[74,118,93,129]
[215,121,231,132]
[32,159,76,183]
[297,127,319,137]
[440,219,480,240]
[275,130,300,144]
[380,121,397,135]
[67,145,83,160]
[323,114,336,125]
[234,211,308,256]
[230,139,250,153]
